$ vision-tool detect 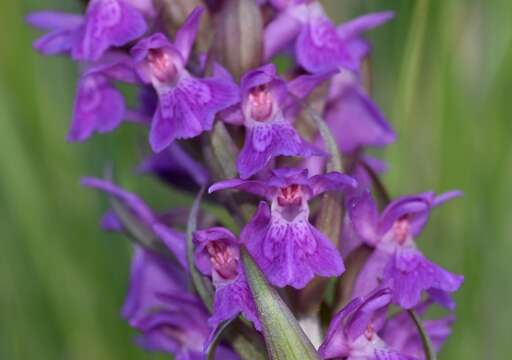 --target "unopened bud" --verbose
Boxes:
[213,0,263,80]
